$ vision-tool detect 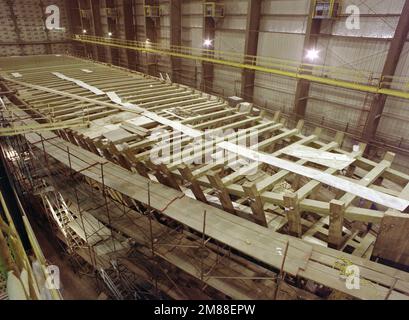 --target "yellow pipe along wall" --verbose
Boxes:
[74,35,409,100]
